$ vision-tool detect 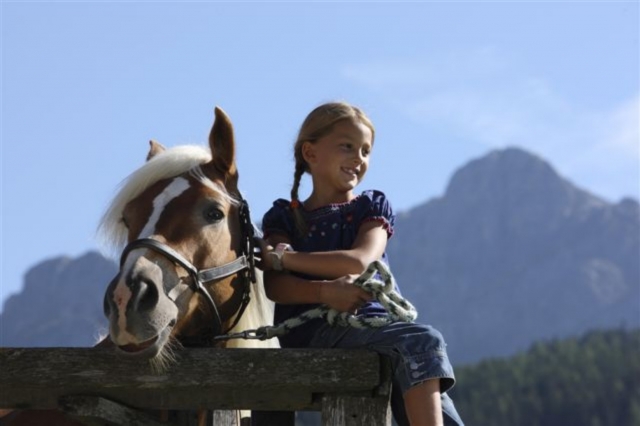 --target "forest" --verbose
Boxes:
[447,328,640,426]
